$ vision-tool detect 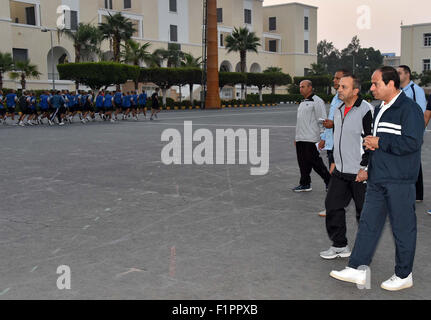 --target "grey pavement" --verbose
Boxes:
[0,105,431,299]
